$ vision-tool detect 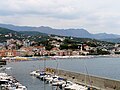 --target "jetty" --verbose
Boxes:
[30,69,89,90]
[46,68,120,90]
